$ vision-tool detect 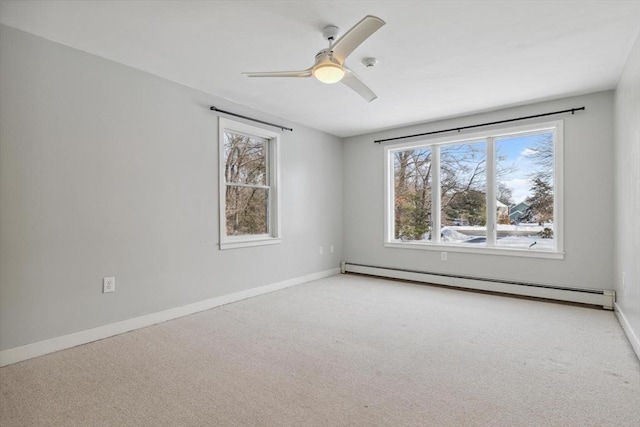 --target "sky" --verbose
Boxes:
[496,132,550,204]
